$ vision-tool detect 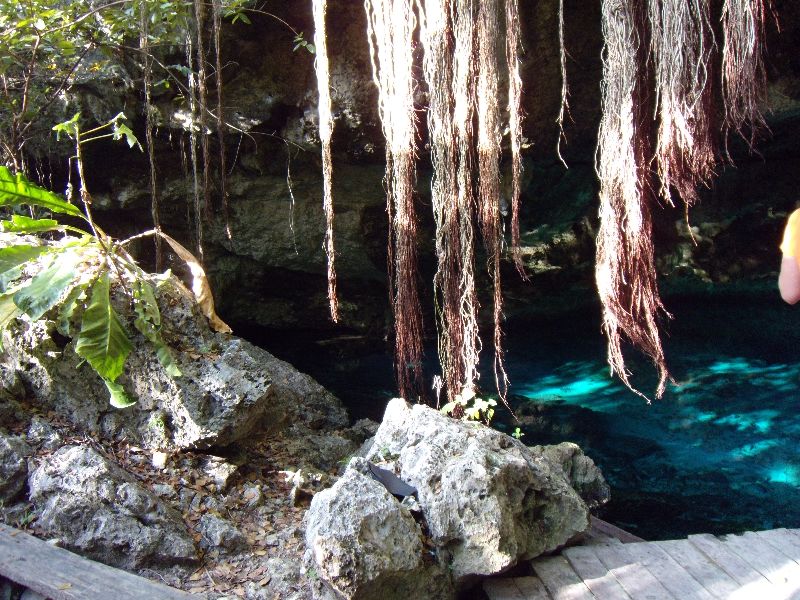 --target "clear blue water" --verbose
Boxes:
[268,291,800,541]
